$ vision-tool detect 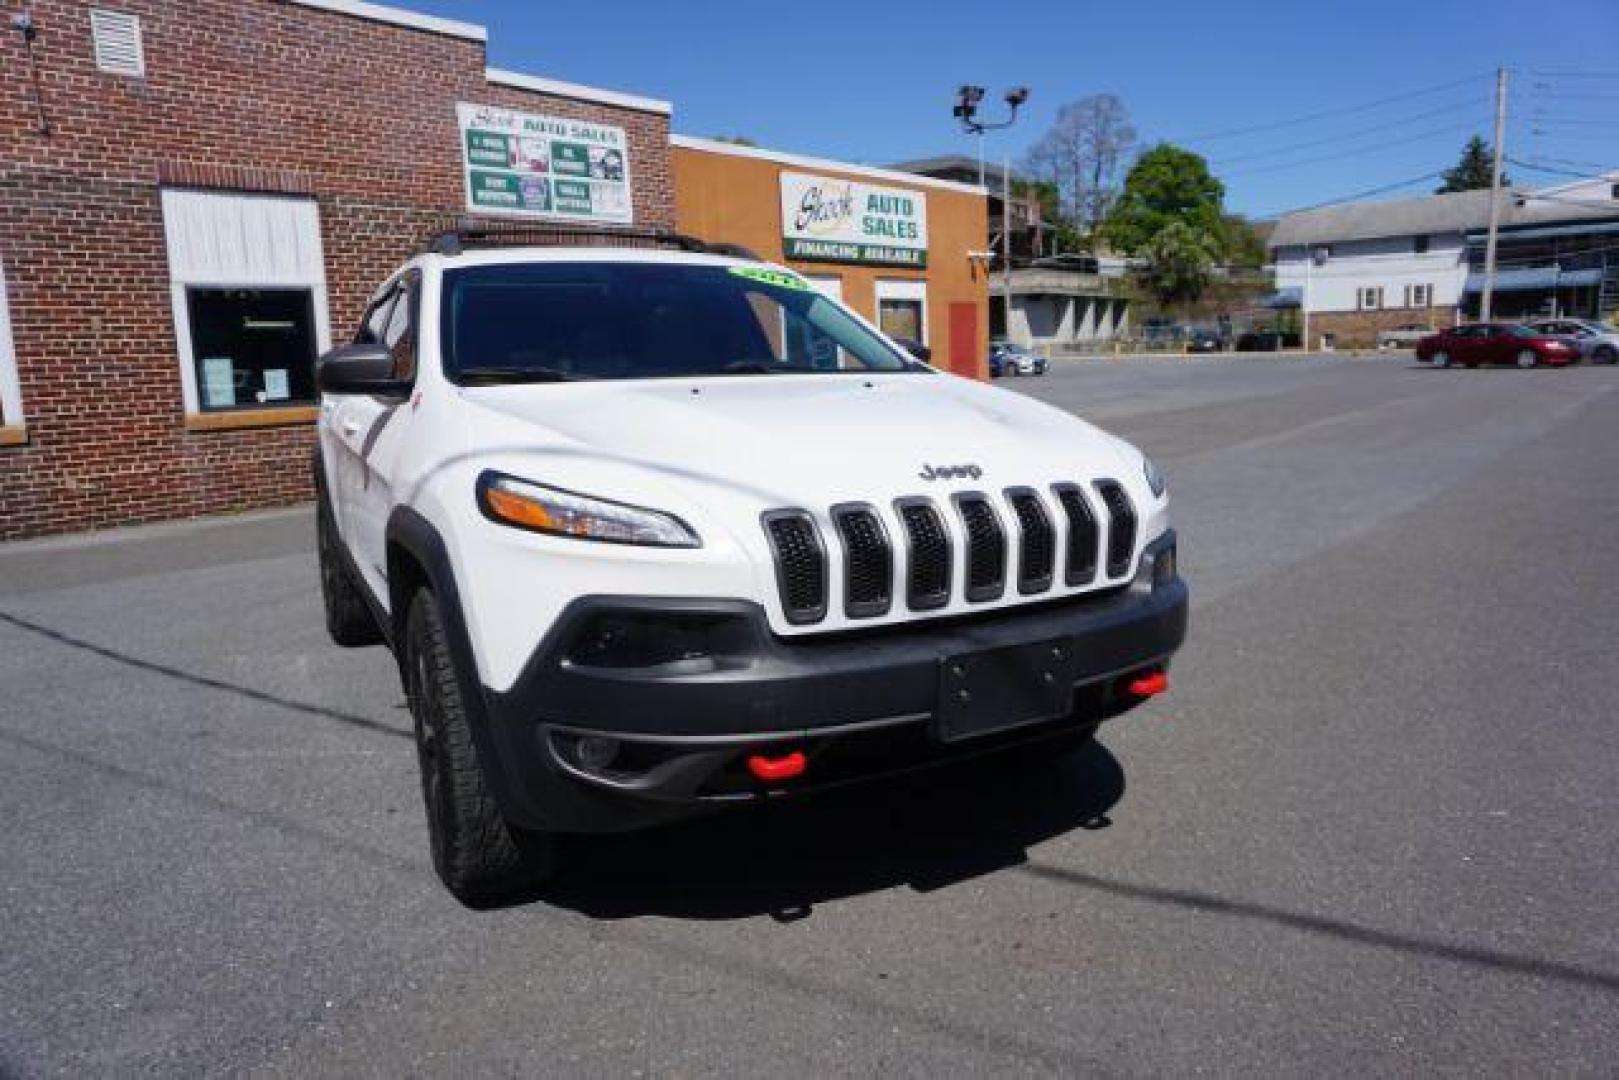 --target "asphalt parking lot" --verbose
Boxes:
[3,354,1617,1075]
